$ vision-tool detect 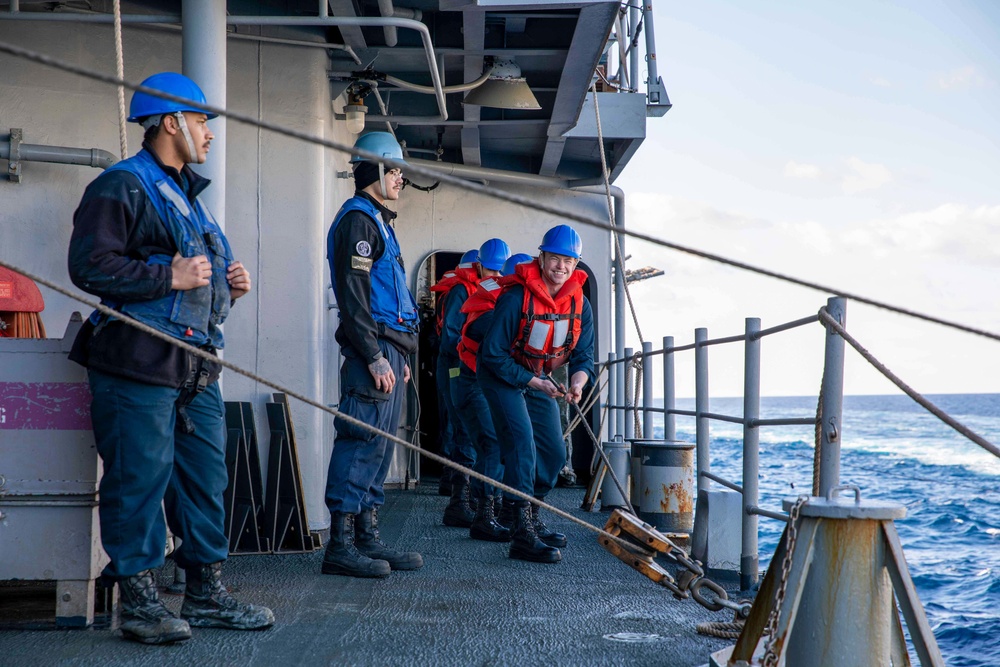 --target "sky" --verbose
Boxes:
[615,0,1000,397]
